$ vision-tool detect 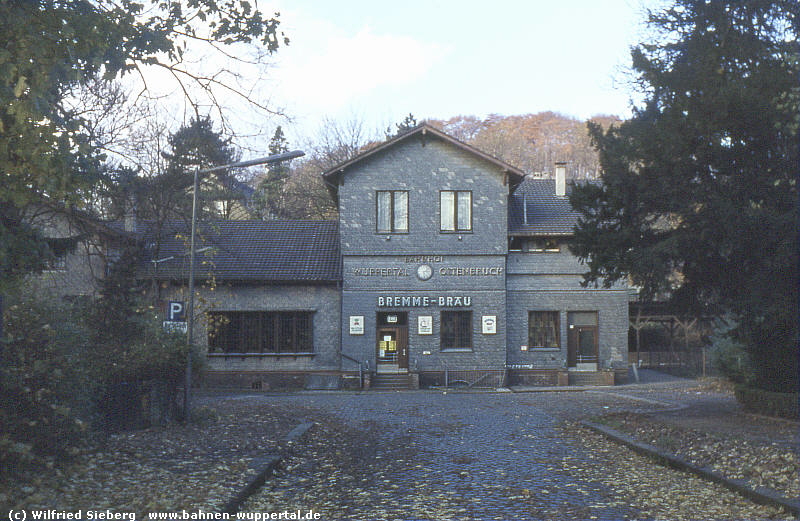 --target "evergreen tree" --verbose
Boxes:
[386,113,418,139]
[129,116,242,223]
[254,126,292,219]
[569,0,798,392]
[163,116,241,219]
